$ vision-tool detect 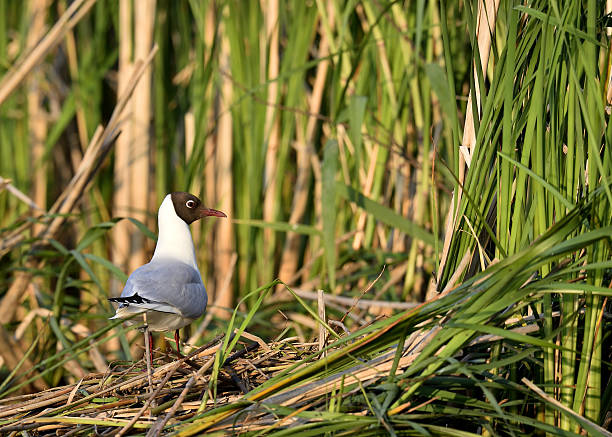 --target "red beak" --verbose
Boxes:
[199,207,227,218]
